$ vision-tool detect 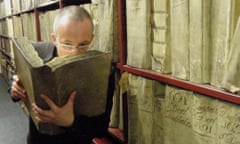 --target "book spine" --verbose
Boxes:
[170,0,190,80]
[126,0,151,69]
[151,0,171,73]
[210,0,232,87]
[189,0,210,83]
